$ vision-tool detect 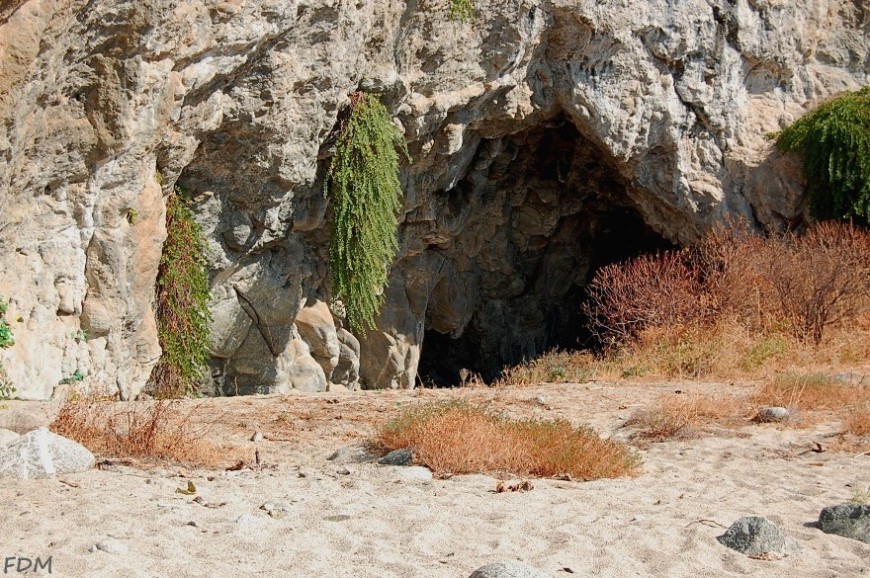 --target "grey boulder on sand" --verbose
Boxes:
[0,427,95,479]
[819,504,870,544]
[717,516,798,556]
[468,561,550,578]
